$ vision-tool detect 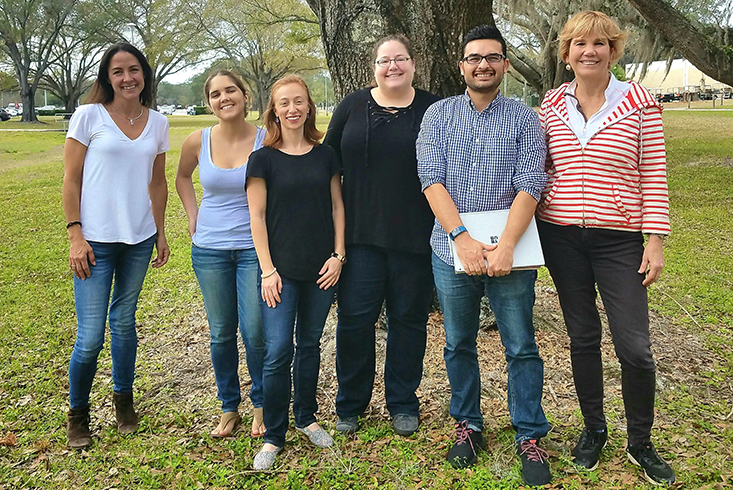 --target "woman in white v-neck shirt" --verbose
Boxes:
[62,43,170,449]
